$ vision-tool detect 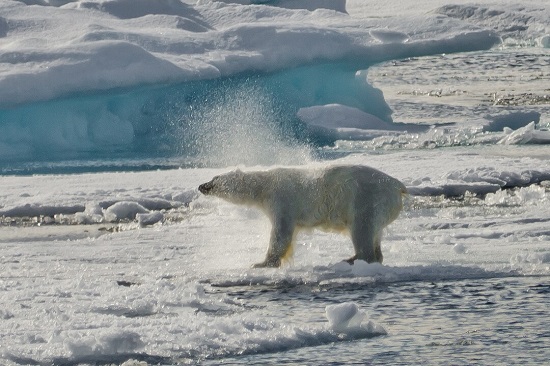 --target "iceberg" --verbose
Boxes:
[0,0,502,107]
[2,0,547,166]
